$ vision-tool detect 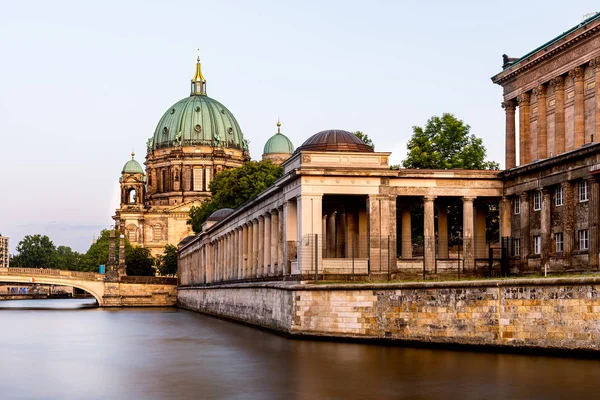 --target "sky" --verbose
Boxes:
[1,0,598,254]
